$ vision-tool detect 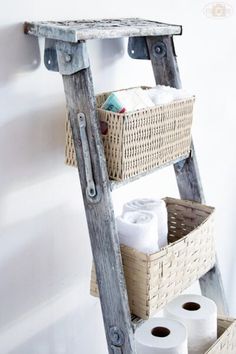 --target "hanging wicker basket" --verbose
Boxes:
[65,87,195,181]
[90,197,215,319]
